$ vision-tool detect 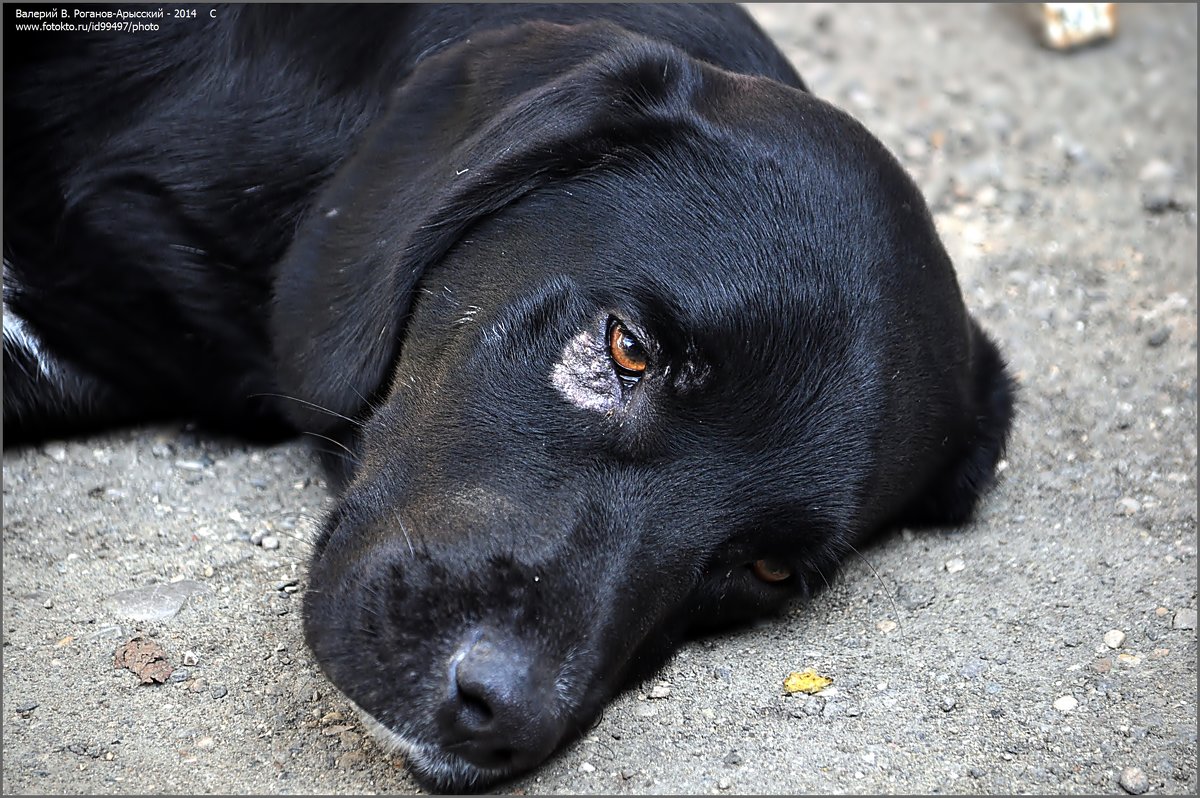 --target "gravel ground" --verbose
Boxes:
[3,3,1196,795]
